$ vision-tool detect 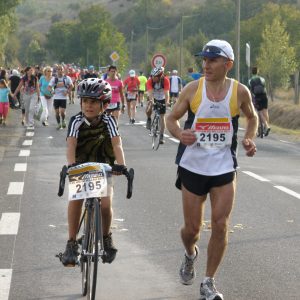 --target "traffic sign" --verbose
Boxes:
[151,53,166,68]
[110,51,120,62]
